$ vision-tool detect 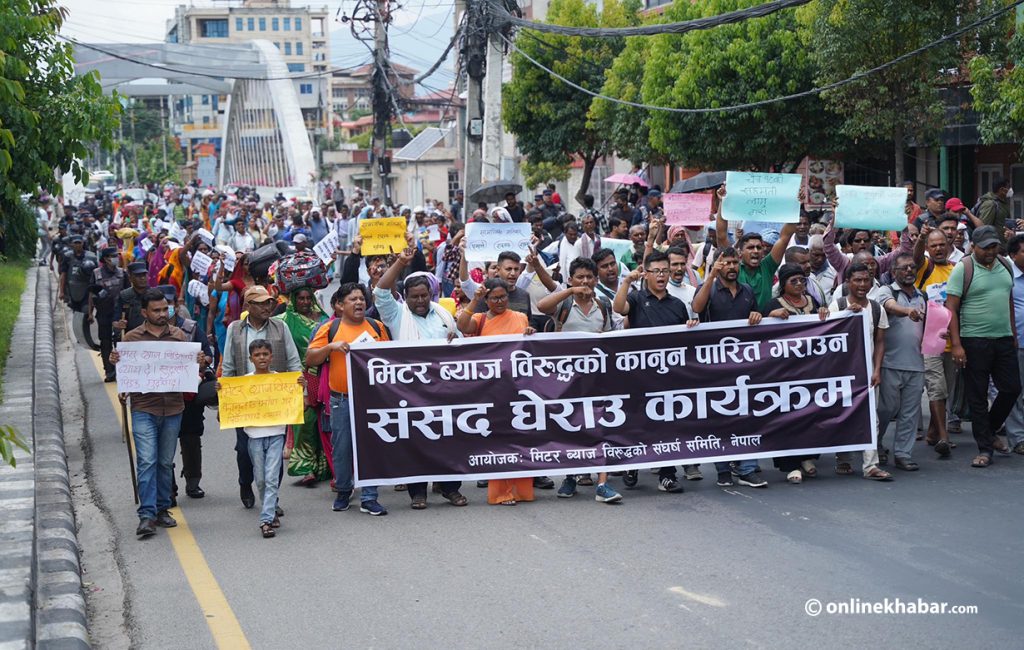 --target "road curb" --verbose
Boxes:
[32,268,90,649]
